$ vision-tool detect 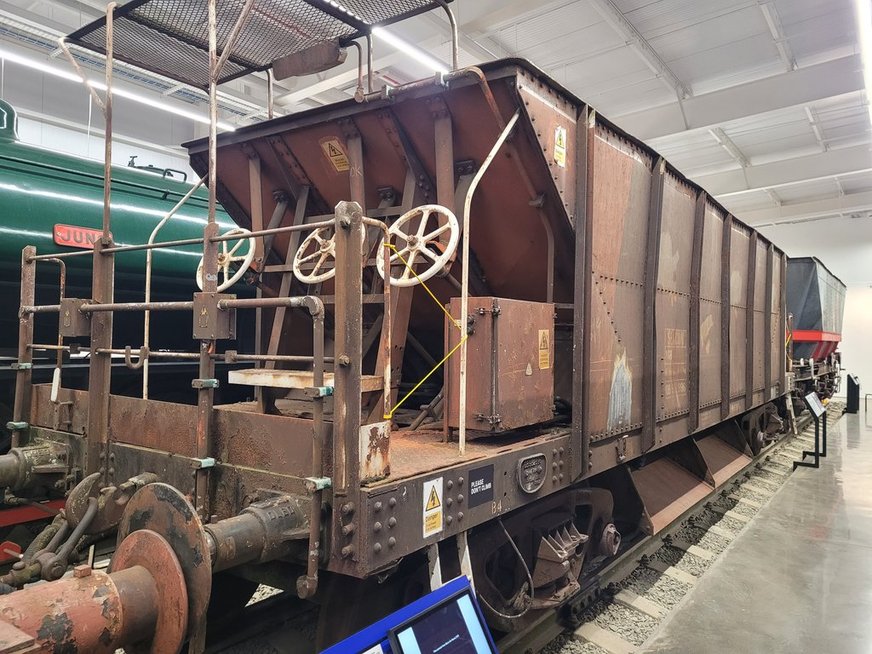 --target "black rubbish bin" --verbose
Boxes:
[847,374,860,414]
